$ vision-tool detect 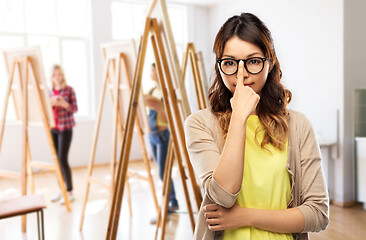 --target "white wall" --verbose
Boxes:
[195,0,346,202]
